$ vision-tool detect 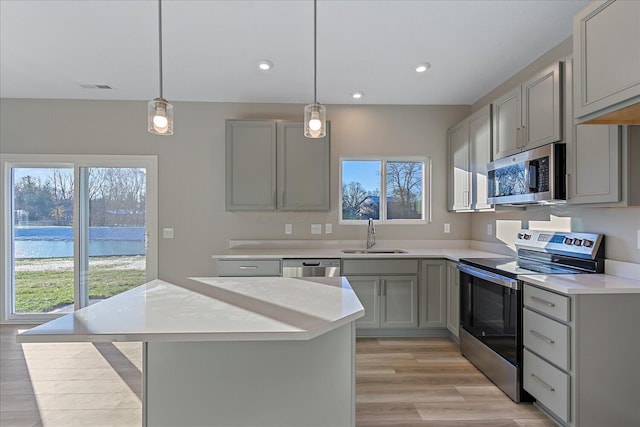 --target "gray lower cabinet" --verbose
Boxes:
[347,276,380,329]
[445,261,459,338]
[419,260,446,328]
[522,283,640,427]
[225,120,330,211]
[573,0,640,122]
[343,259,419,331]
